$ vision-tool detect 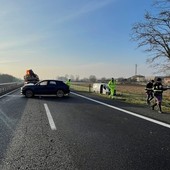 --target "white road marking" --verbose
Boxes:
[71,92,170,129]
[44,103,57,130]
